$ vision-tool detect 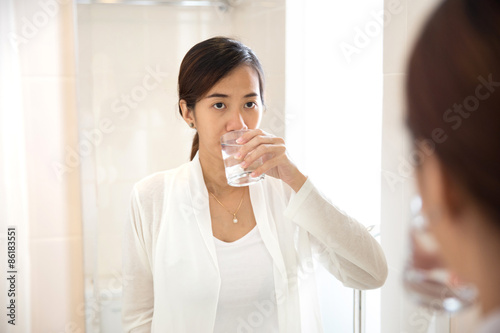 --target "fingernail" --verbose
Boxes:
[236,137,243,144]
[250,171,257,177]
[235,153,242,159]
